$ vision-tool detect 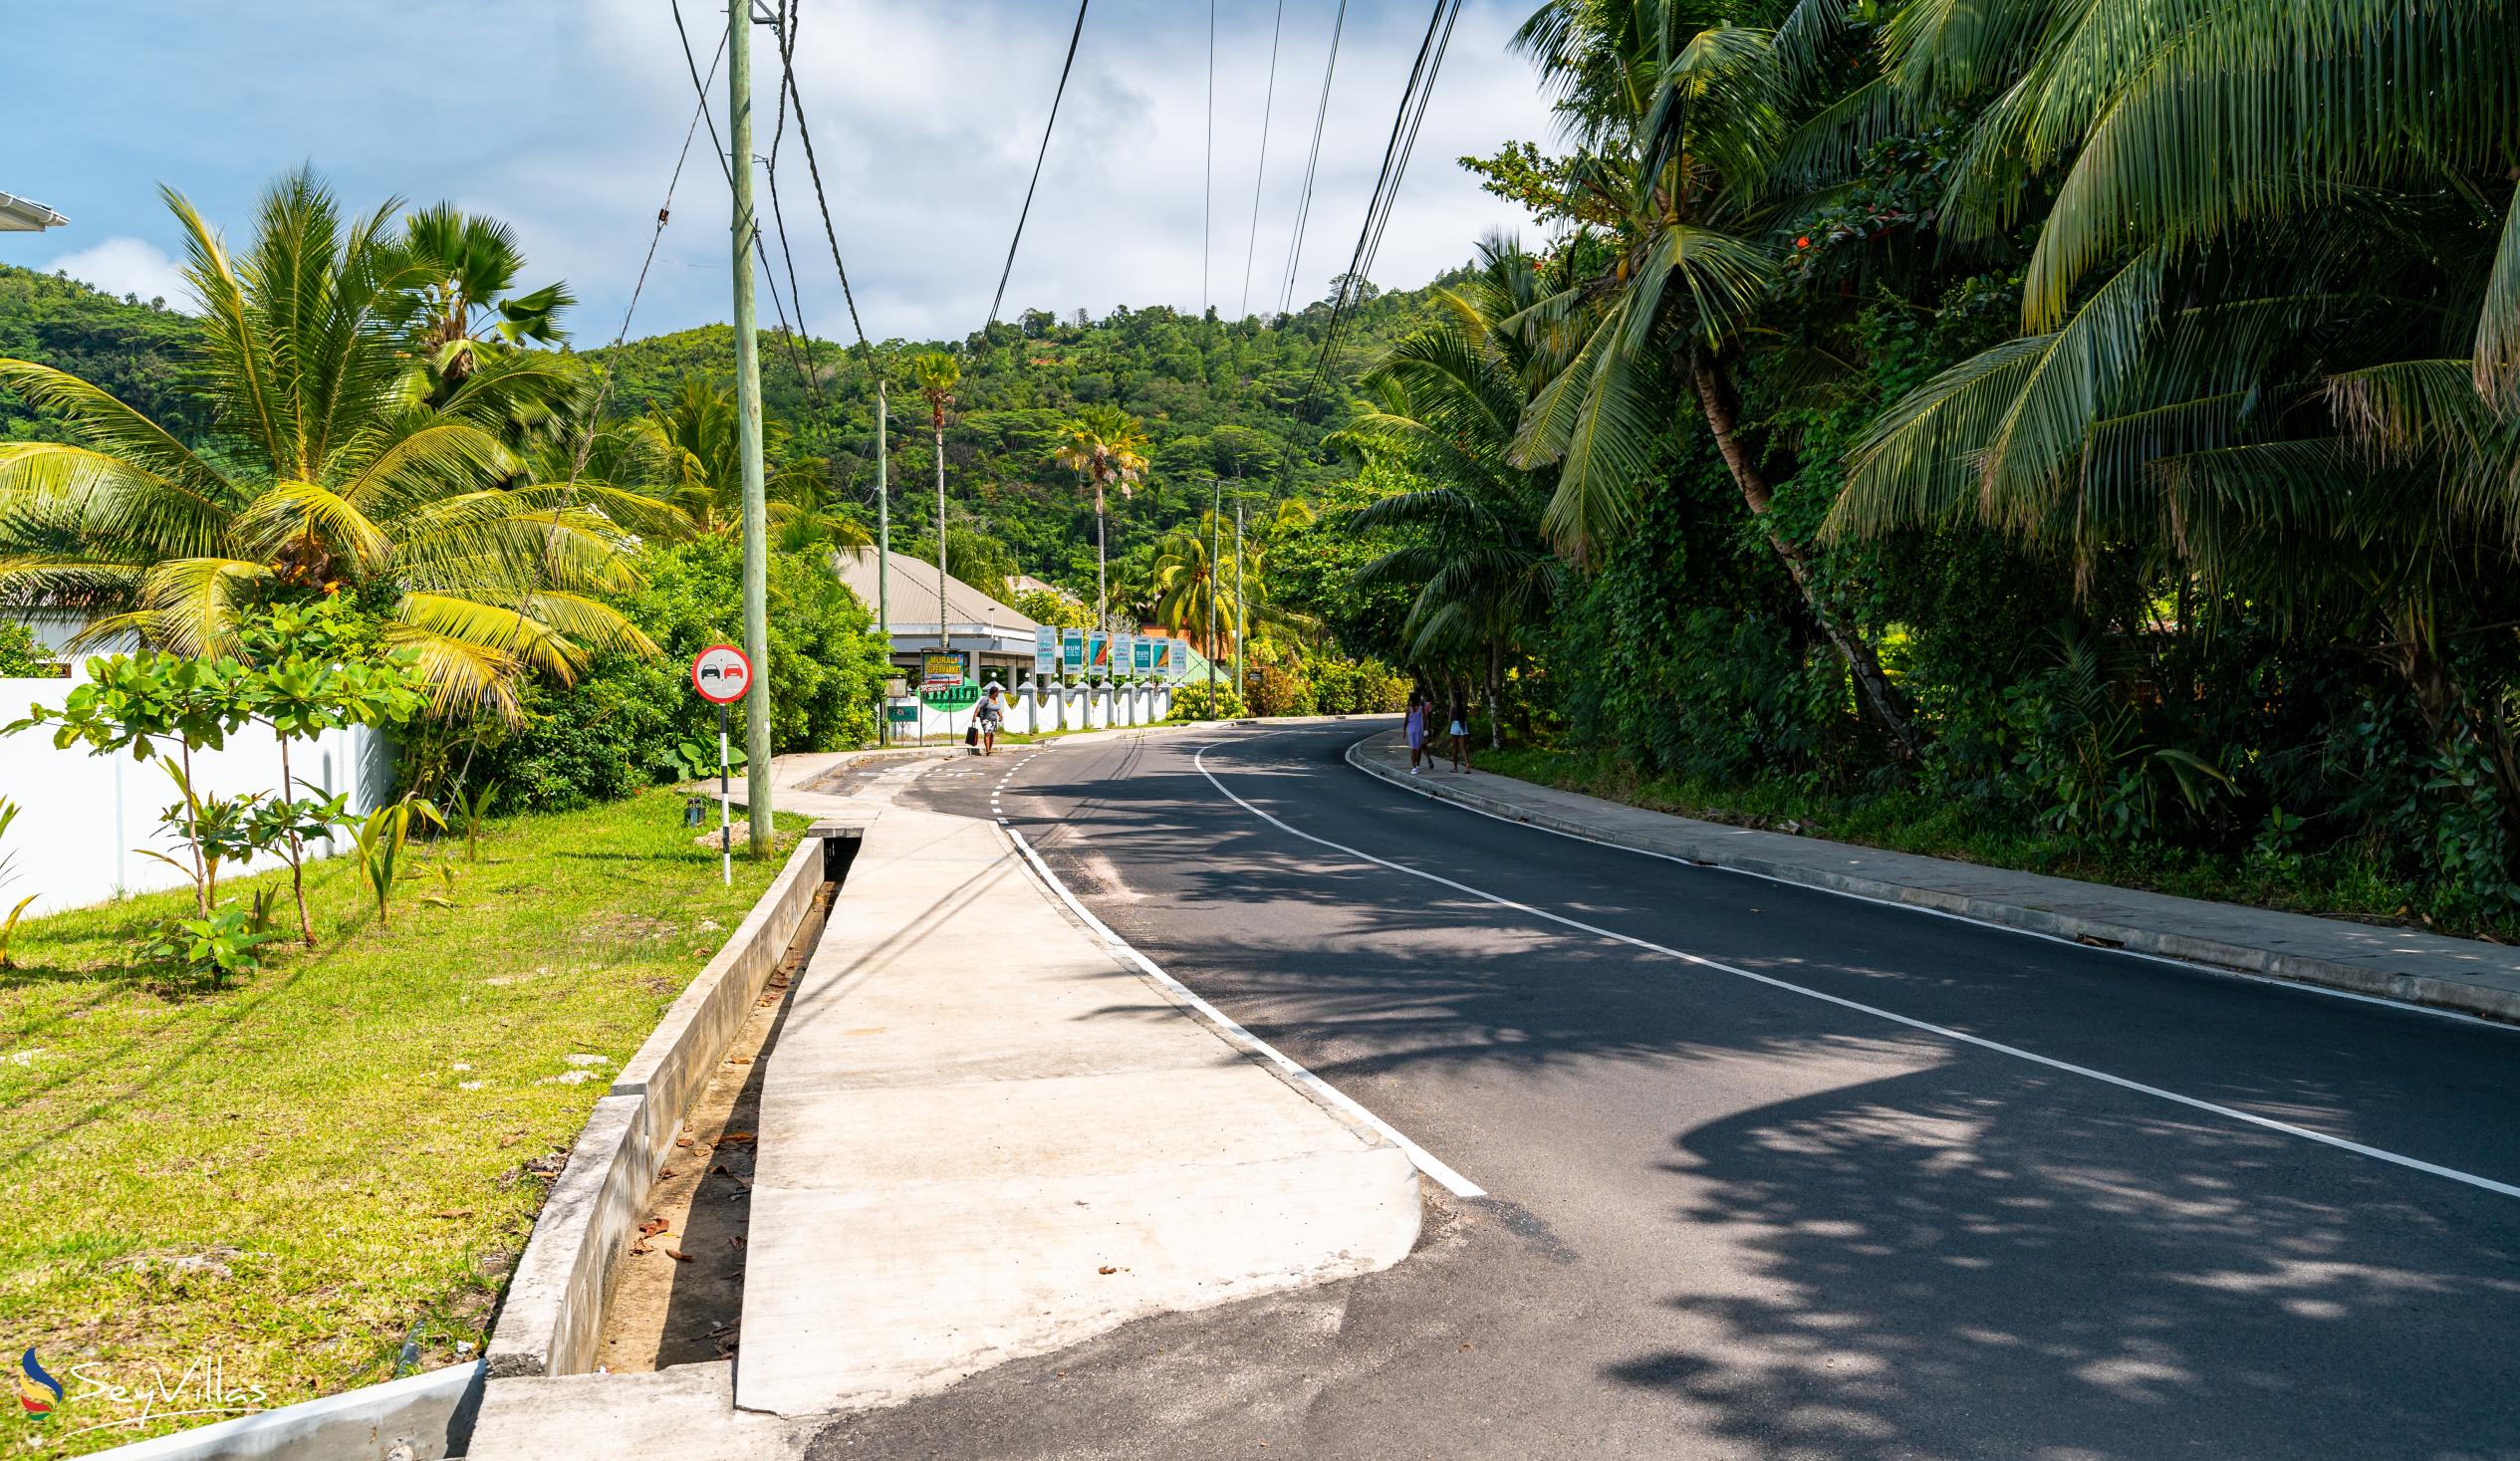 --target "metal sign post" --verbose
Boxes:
[691,644,754,886]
